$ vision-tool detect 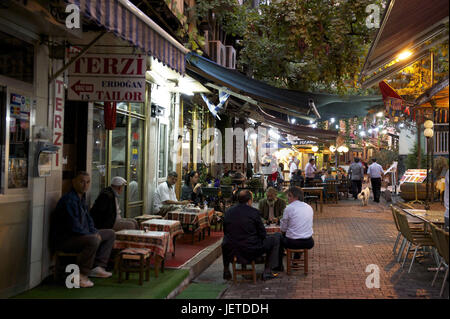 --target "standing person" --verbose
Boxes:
[367,158,385,203]
[51,171,115,288]
[348,157,365,200]
[90,176,139,231]
[444,169,449,231]
[181,170,204,206]
[289,156,298,179]
[221,190,282,281]
[277,186,314,270]
[153,171,191,217]
[304,158,317,186]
